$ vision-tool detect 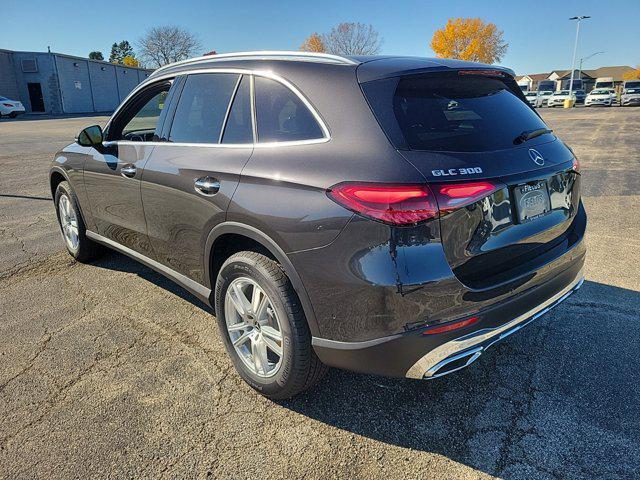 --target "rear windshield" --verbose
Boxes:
[362,72,548,152]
